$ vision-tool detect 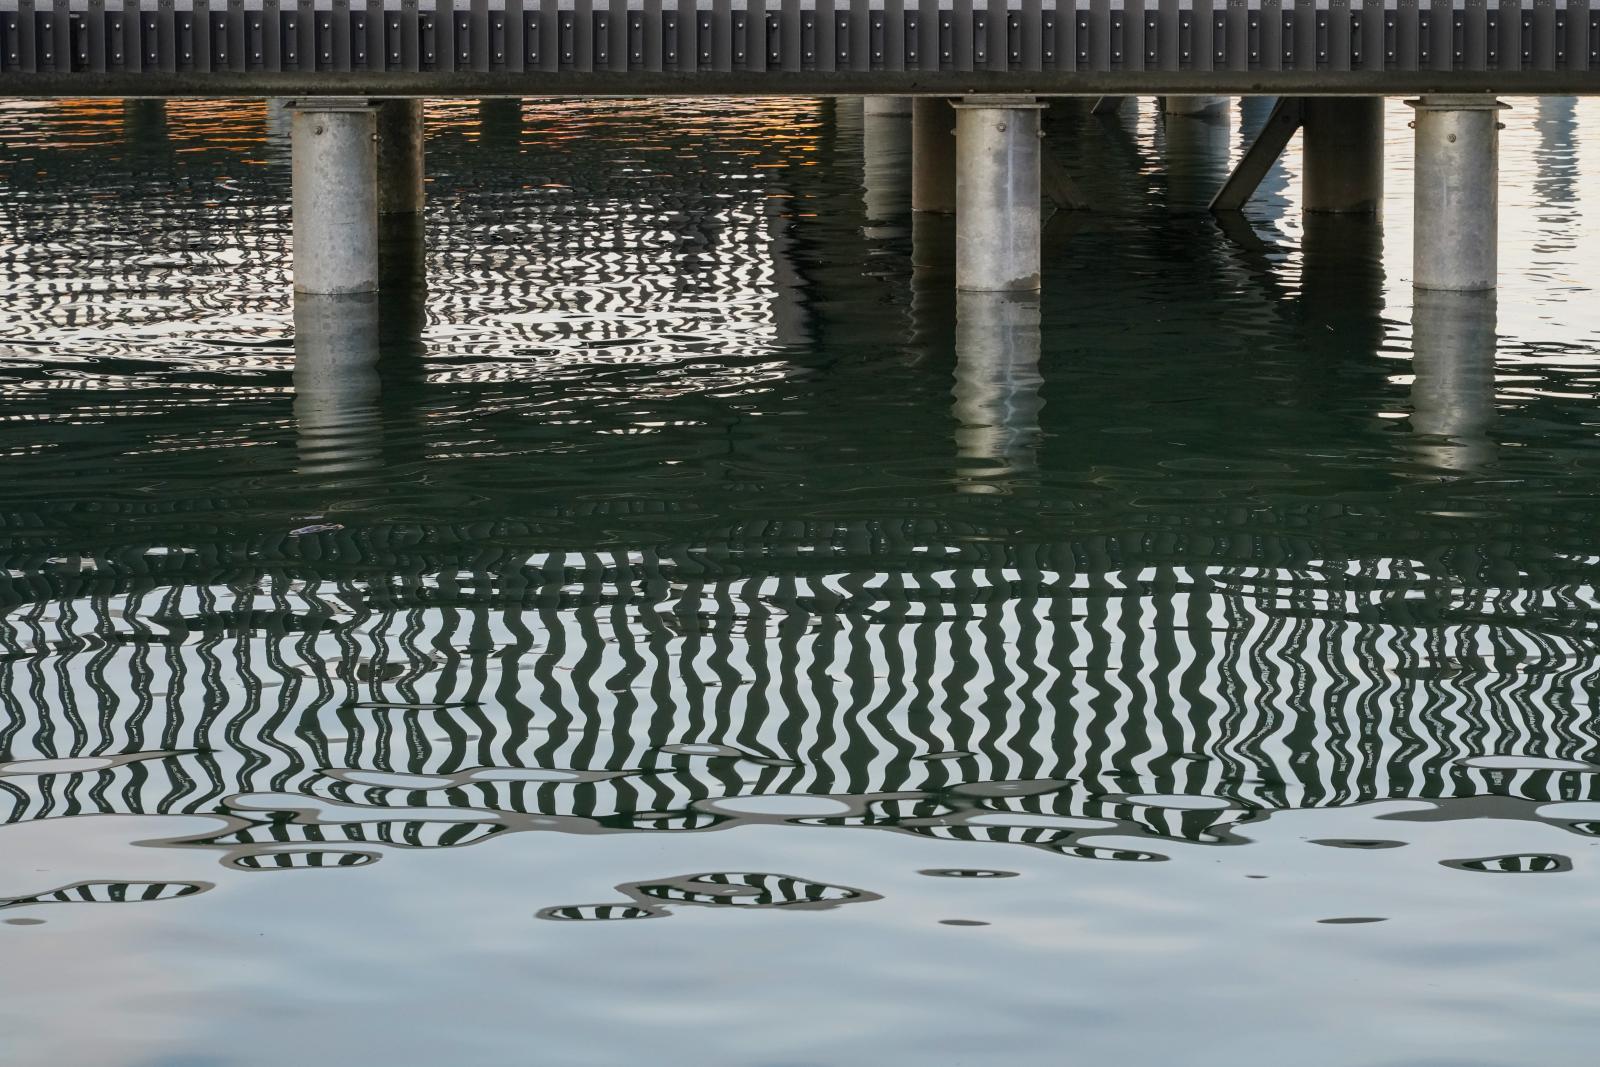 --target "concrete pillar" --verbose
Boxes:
[1165,96,1228,117]
[1411,289,1497,471]
[1302,97,1384,214]
[293,292,383,474]
[1409,96,1506,291]
[864,96,912,118]
[912,97,957,213]
[376,98,425,216]
[292,100,380,295]
[953,291,1043,490]
[954,96,1045,292]
[1162,102,1232,211]
[863,96,912,221]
